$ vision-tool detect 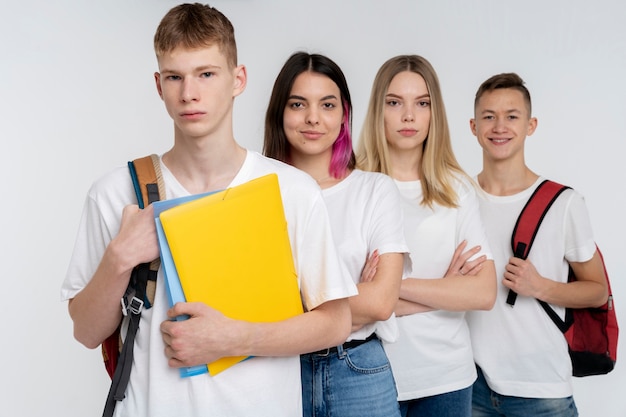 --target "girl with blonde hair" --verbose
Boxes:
[357,54,496,417]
